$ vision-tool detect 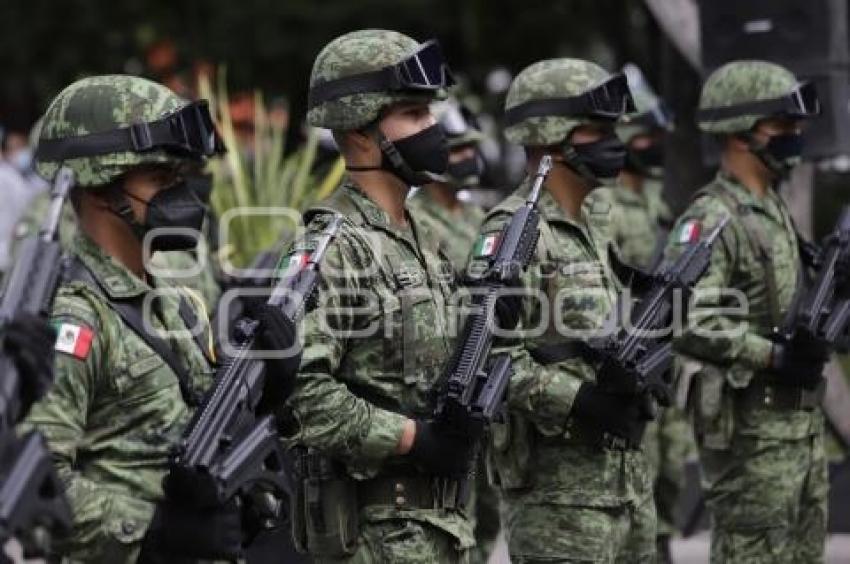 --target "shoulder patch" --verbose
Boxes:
[675,219,703,245]
[53,321,95,360]
[472,231,502,258]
